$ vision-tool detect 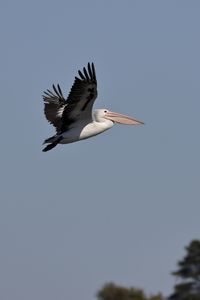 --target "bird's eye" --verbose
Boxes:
[104,110,107,113]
